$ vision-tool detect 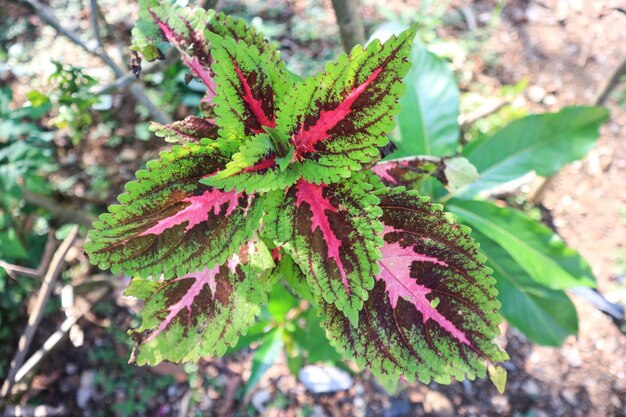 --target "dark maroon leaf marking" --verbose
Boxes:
[378,225,471,346]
